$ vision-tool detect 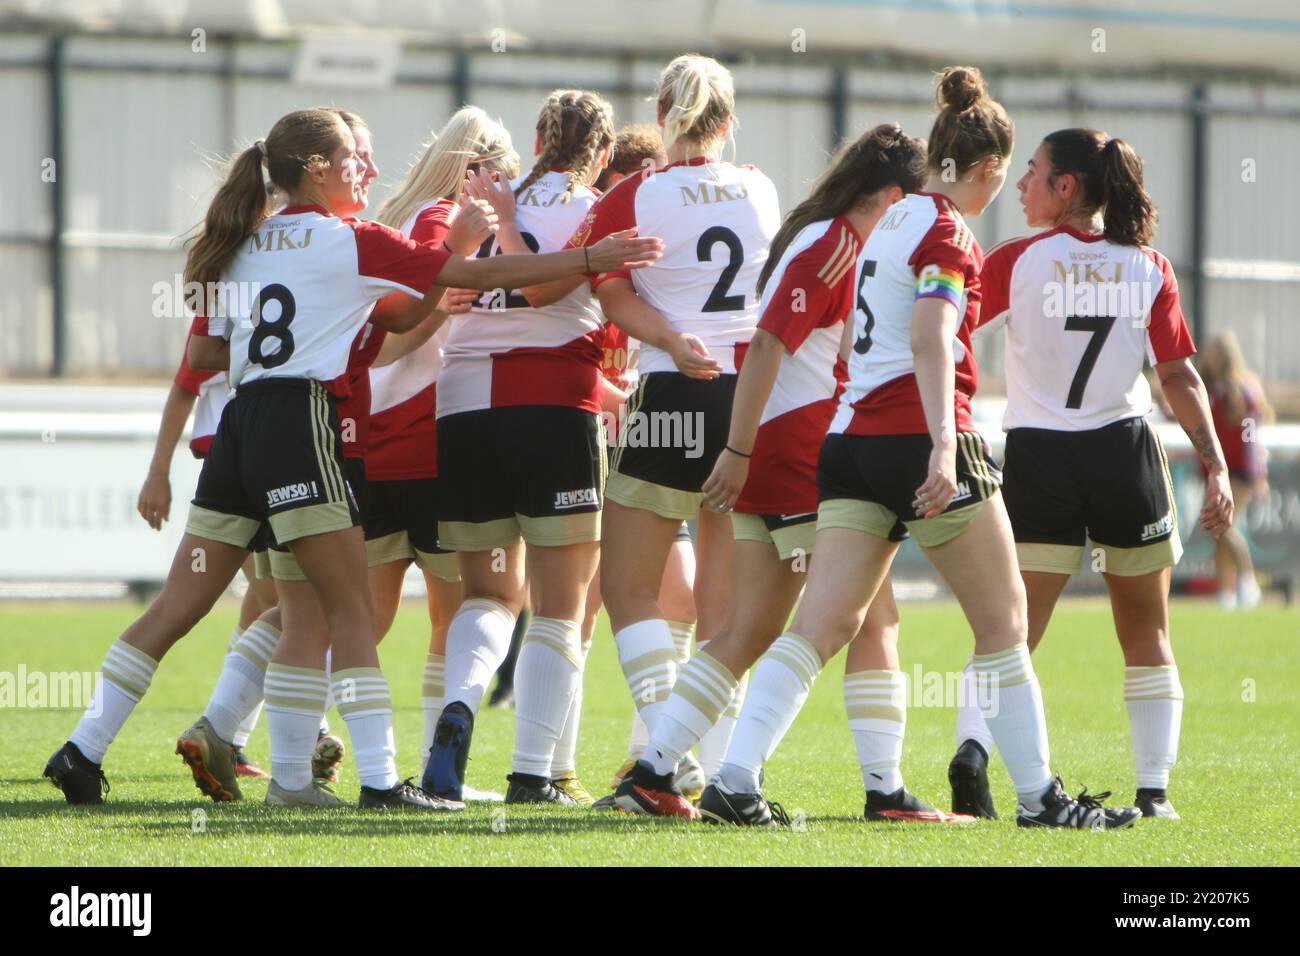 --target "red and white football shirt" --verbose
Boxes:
[367,199,457,480]
[437,172,603,418]
[977,225,1195,432]
[830,192,982,437]
[207,204,449,392]
[173,331,229,458]
[568,157,781,375]
[736,217,860,515]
